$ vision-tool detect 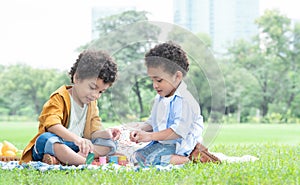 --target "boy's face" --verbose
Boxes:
[72,76,110,107]
[147,67,182,97]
